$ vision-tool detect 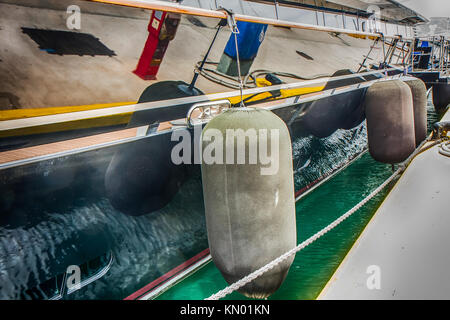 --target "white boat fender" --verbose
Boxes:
[201,107,296,298]
[403,78,427,146]
[365,80,415,163]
